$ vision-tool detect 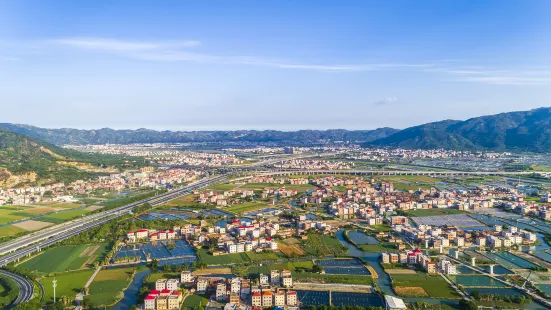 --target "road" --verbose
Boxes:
[0,175,227,267]
[0,269,34,307]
